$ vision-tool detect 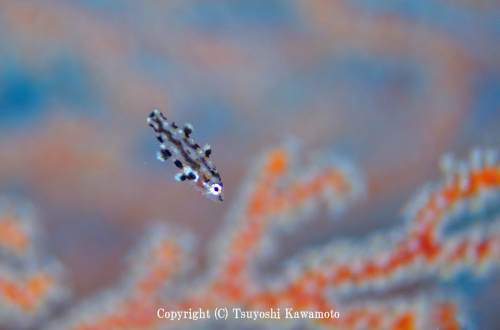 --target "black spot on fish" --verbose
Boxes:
[179,174,187,181]
[183,125,193,137]
[171,122,178,129]
[156,135,164,143]
[205,149,212,158]
[174,159,183,169]
[160,149,172,160]
[187,172,196,180]
[194,143,200,149]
